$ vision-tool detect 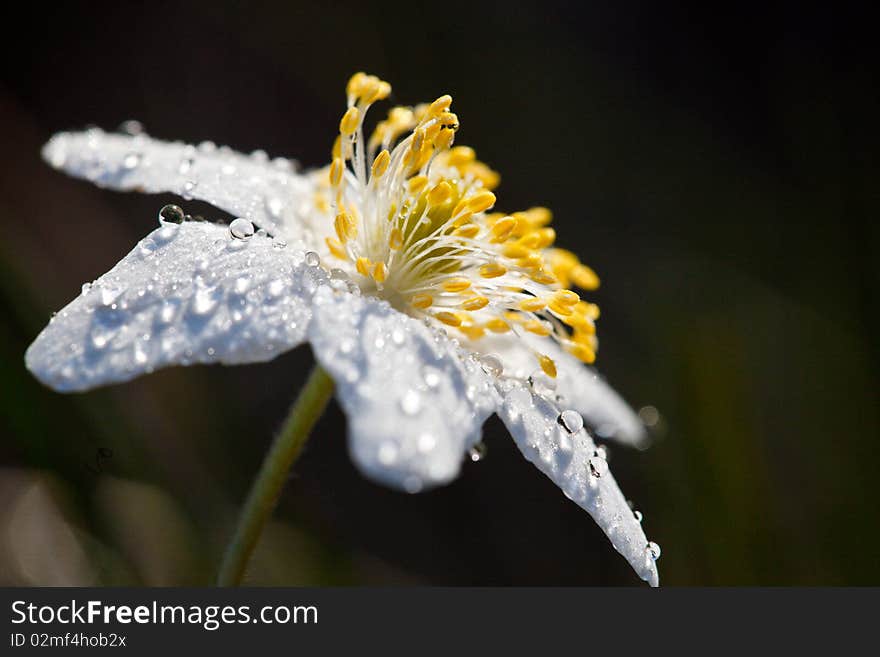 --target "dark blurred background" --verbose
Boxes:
[1,0,877,585]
